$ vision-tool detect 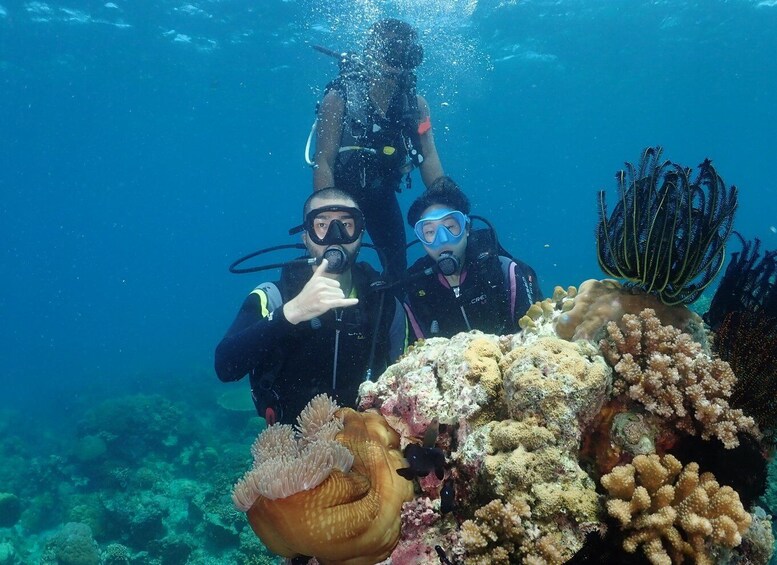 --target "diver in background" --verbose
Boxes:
[403,177,543,340]
[313,18,445,282]
[215,188,407,424]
